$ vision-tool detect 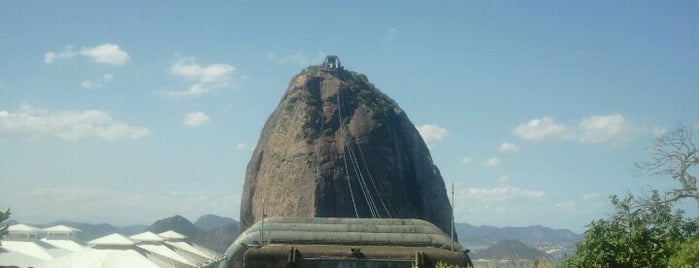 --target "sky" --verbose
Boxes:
[1,1,697,233]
